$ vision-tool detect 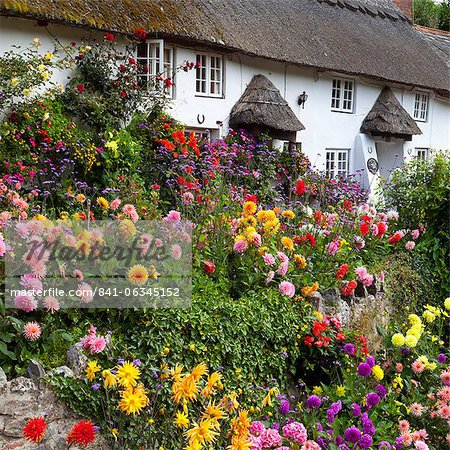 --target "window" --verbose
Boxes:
[415,148,429,159]
[185,129,211,141]
[283,142,302,152]
[325,149,349,178]
[331,78,354,112]
[195,53,223,97]
[136,40,174,96]
[413,92,428,121]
